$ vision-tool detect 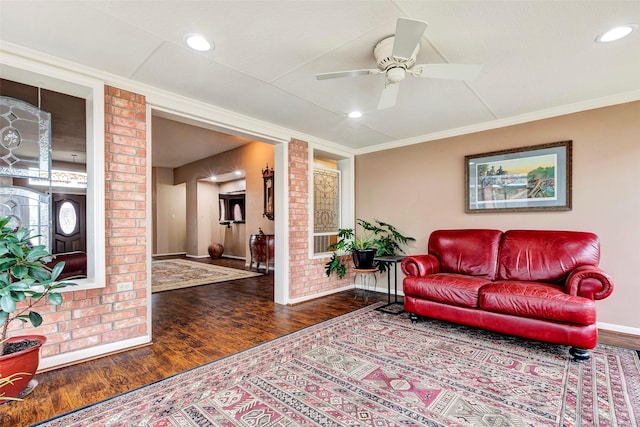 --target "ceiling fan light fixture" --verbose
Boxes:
[348,111,362,119]
[596,24,637,42]
[185,34,213,51]
[387,67,406,83]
